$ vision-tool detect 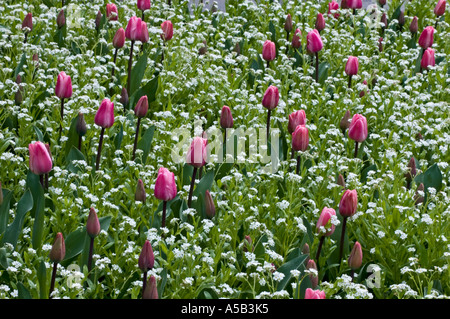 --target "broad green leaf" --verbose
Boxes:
[37,260,47,299]
[136,125,155,165]
[130,51,148,95]
[0,248,8,269]
[66,145,86,174]
[276,249,308,292]
[318,61,330,84]
[14,52,27,79]
[64,114,82,158]
[414,163,443,194]
[129,73,159,108]
[17,282,32,299]
[2,189,33,248]
[0,189,13,234]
